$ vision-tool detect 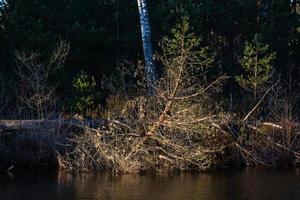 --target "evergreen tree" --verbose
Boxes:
[236,40,276,100]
